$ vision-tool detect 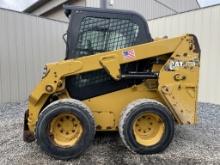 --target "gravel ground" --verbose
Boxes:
[0,102,219,165]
